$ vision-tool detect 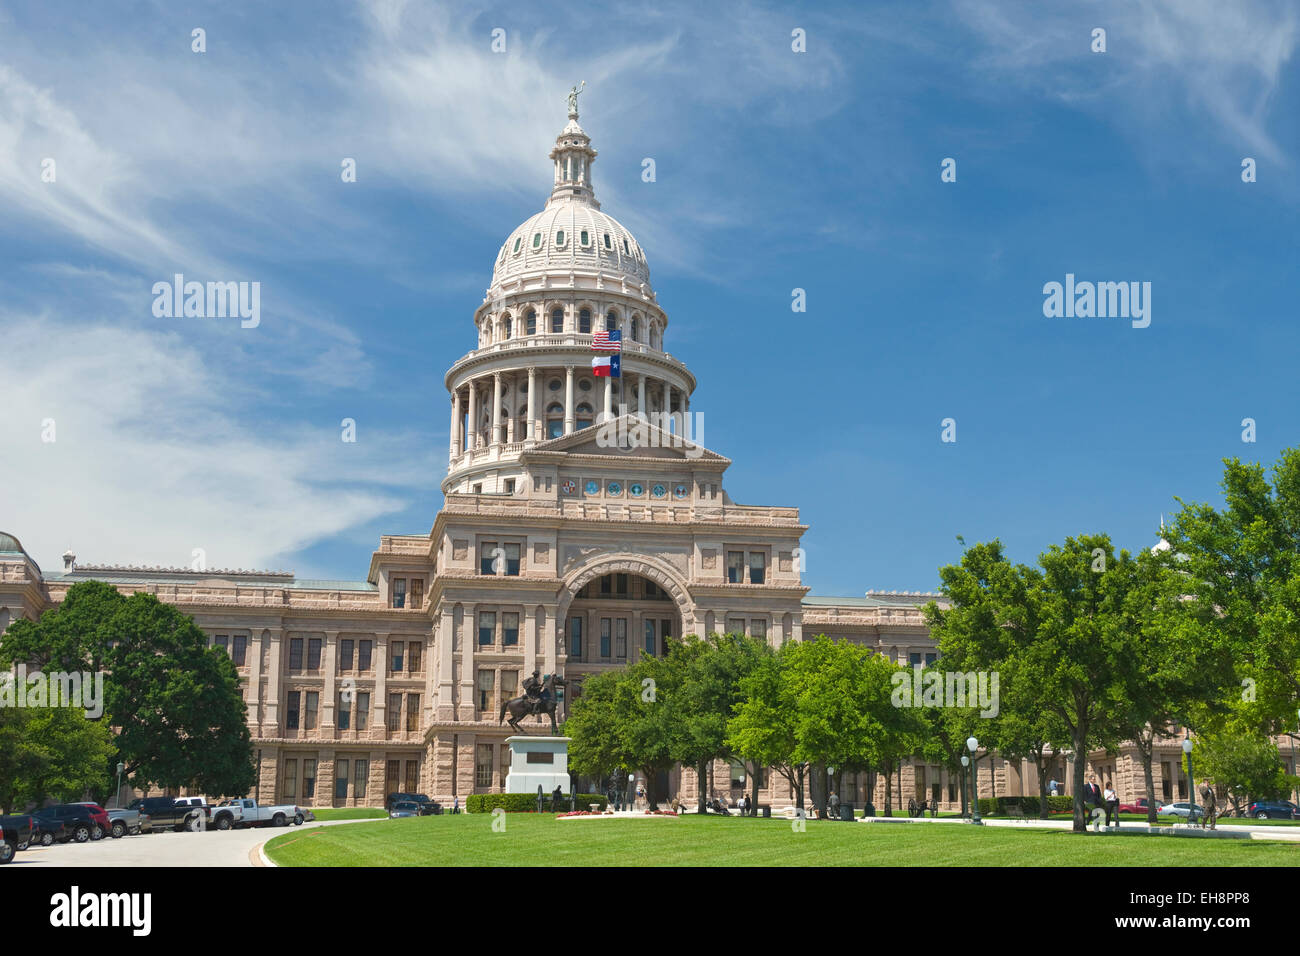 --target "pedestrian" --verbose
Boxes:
[1103,781,1118,827]
[1200,779,1217,830]
[452,795,459,815]
[1048,777,1059,797]
[828,790,840,820]
[1084,774,1104,820]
